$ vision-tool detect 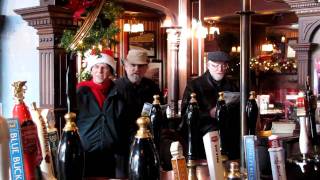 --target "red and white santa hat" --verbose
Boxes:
[85,49,116,73]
